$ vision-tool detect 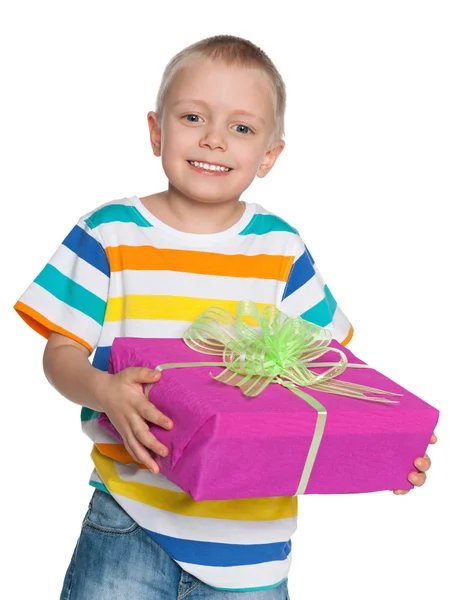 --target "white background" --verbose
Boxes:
[1,1,449,598]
